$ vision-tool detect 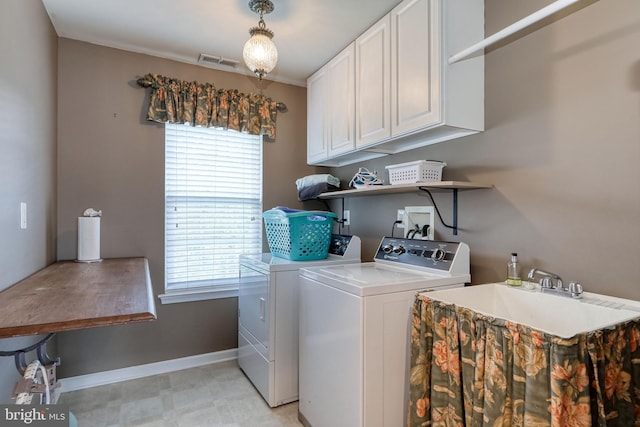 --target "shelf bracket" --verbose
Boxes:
[419,187,459,235]
[453,188,458,235]
[315,196,348,231]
